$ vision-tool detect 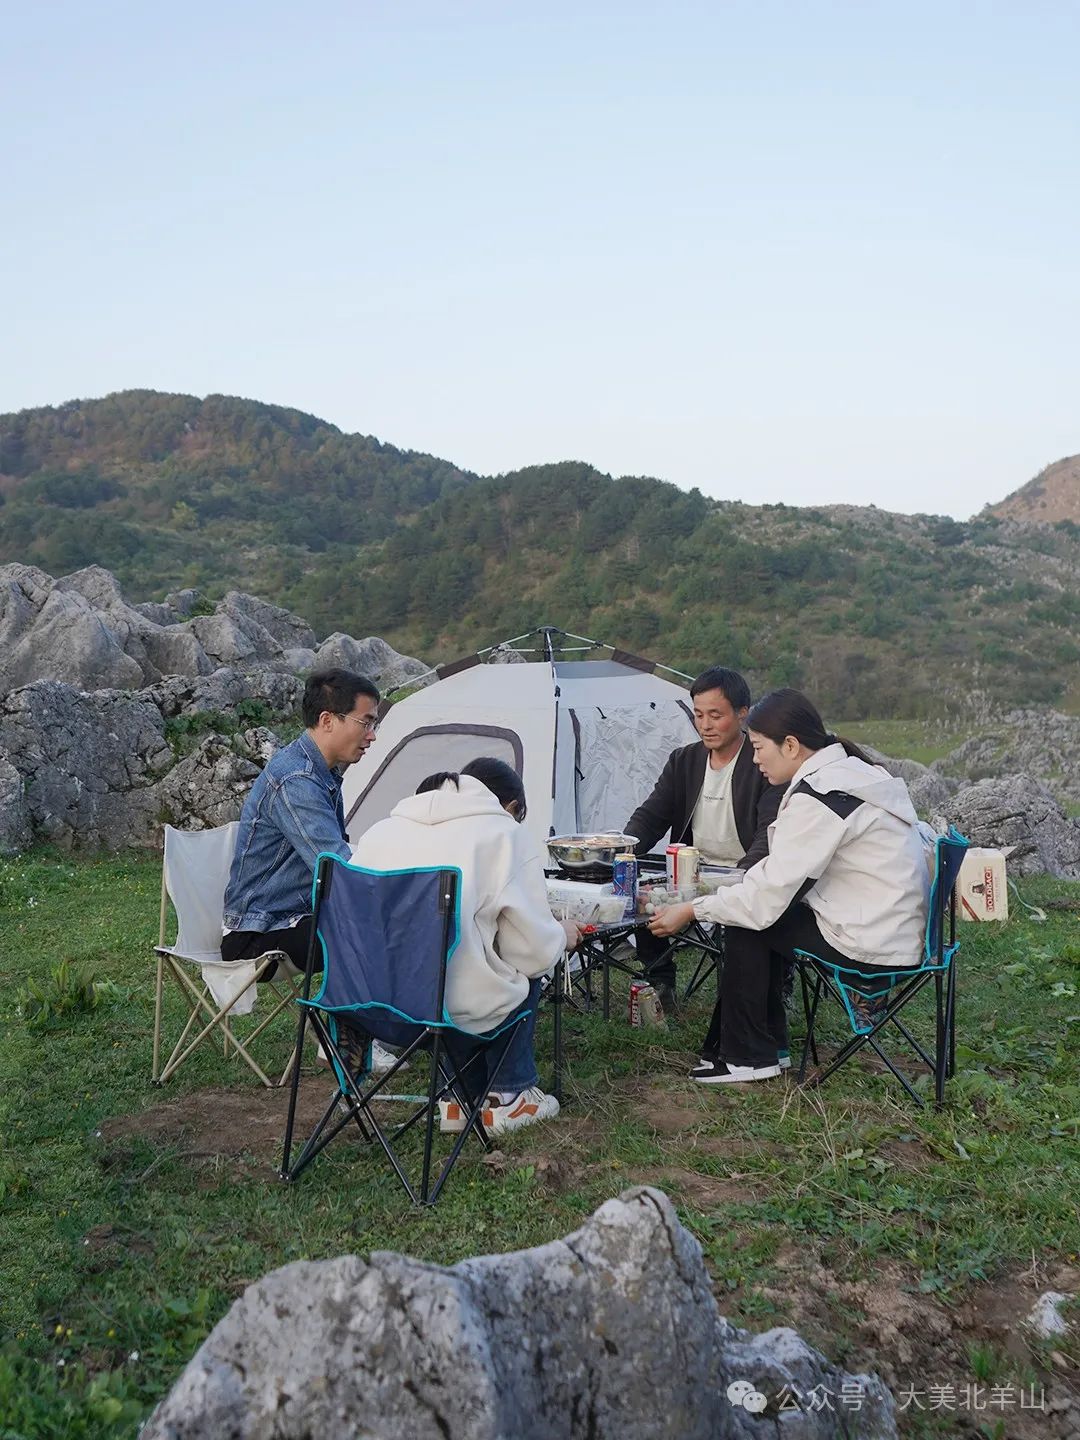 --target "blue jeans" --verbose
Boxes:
[442,978,542,1099]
